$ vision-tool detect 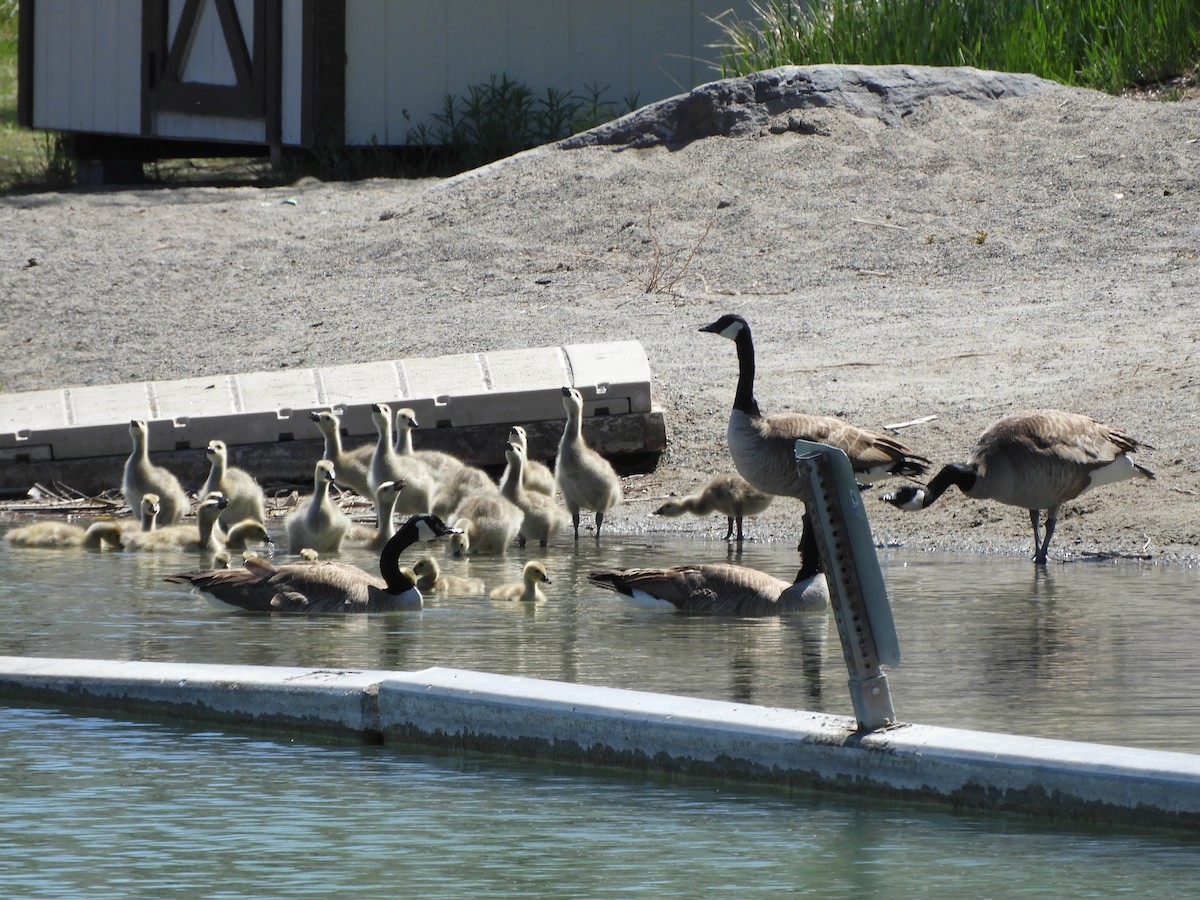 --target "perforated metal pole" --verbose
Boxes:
[794,441,898,731]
